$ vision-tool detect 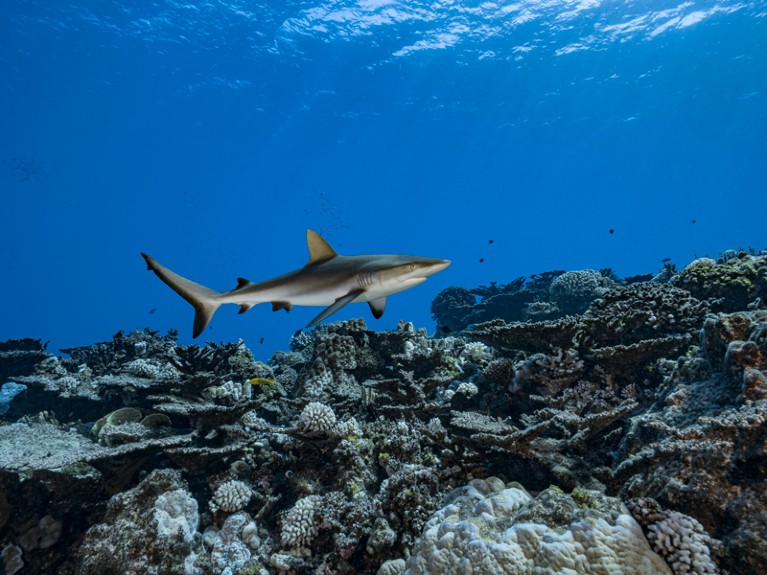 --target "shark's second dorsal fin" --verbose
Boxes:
[306,230,337,265]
